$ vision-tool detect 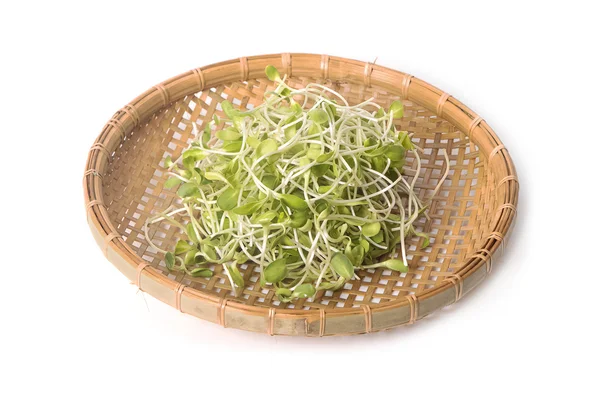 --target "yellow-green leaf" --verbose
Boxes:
[280,194,308,210]
[264,258,288,283]
[217,187,239,210]
[331,252,354,279]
